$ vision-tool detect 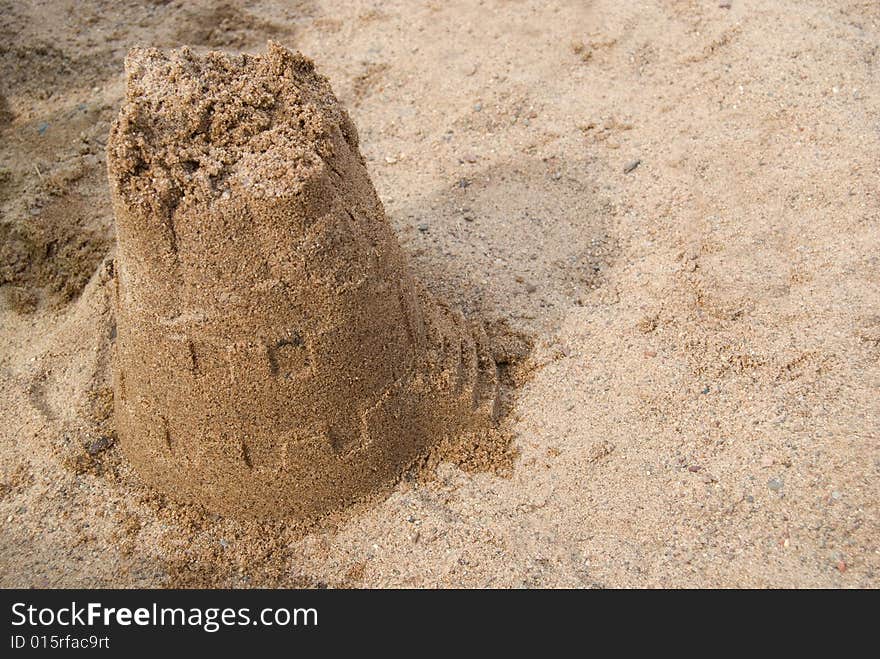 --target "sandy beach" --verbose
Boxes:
[1,0,877,587]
